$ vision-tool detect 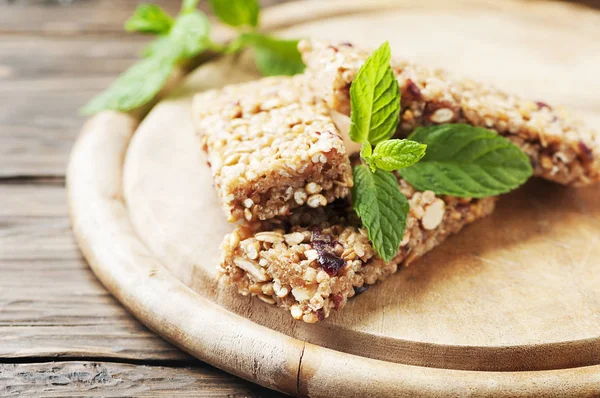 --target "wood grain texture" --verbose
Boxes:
[0,36,146,178]
[0,0,287,36]
[0,185,189,361]
[5,0,600,396]
[0,361,281,397]
[0,1,294,395]
[68,0,600,395]
[0,1,305,178]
